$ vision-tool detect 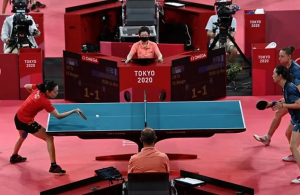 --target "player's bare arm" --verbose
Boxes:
[277,99,300,109]
[24,84,34,93]
[50,108,82,119]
